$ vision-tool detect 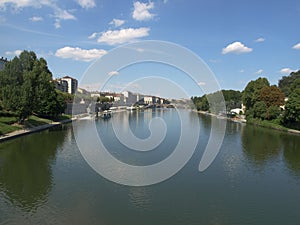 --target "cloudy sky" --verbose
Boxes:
[0,0,300,97]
